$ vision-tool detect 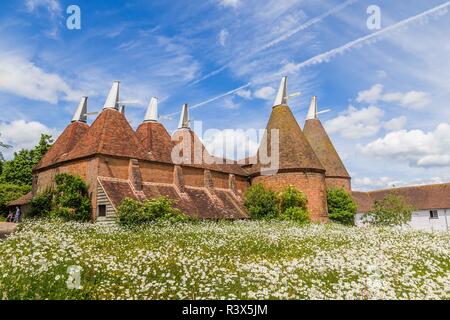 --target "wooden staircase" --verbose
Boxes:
[96,215,117,226]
